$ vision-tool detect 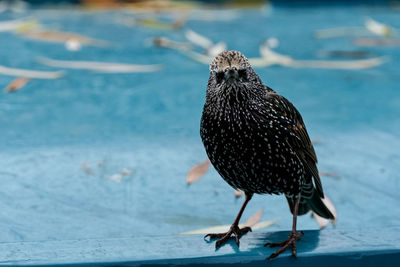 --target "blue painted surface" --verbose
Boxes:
[0,2,399,265]
[0,227,400,266]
